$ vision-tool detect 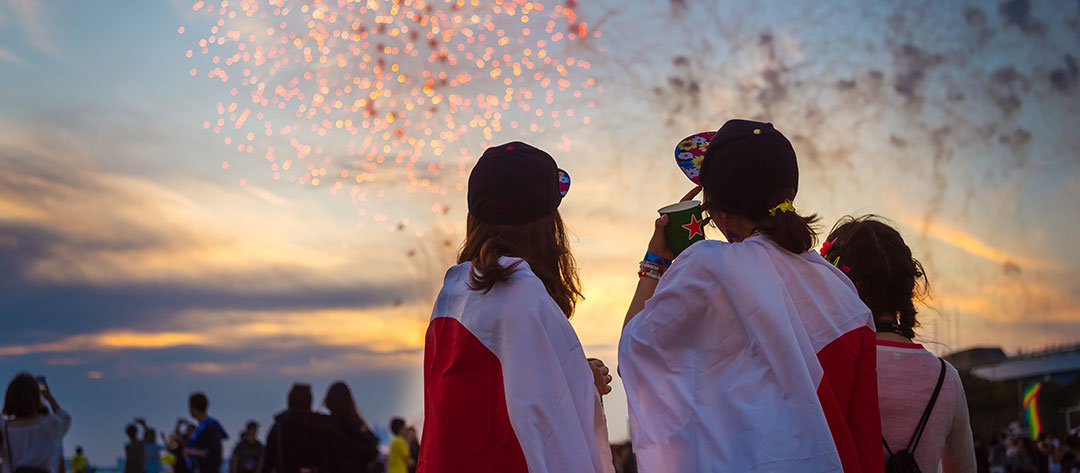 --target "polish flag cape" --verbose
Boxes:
[619,237,883,473]
[420,257,615,473]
